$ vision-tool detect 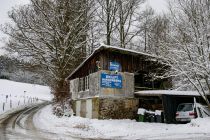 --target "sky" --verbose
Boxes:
[0,0,30,54]
[0,0,29,23]
[0,0,168,55]
[147,0,168,14]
